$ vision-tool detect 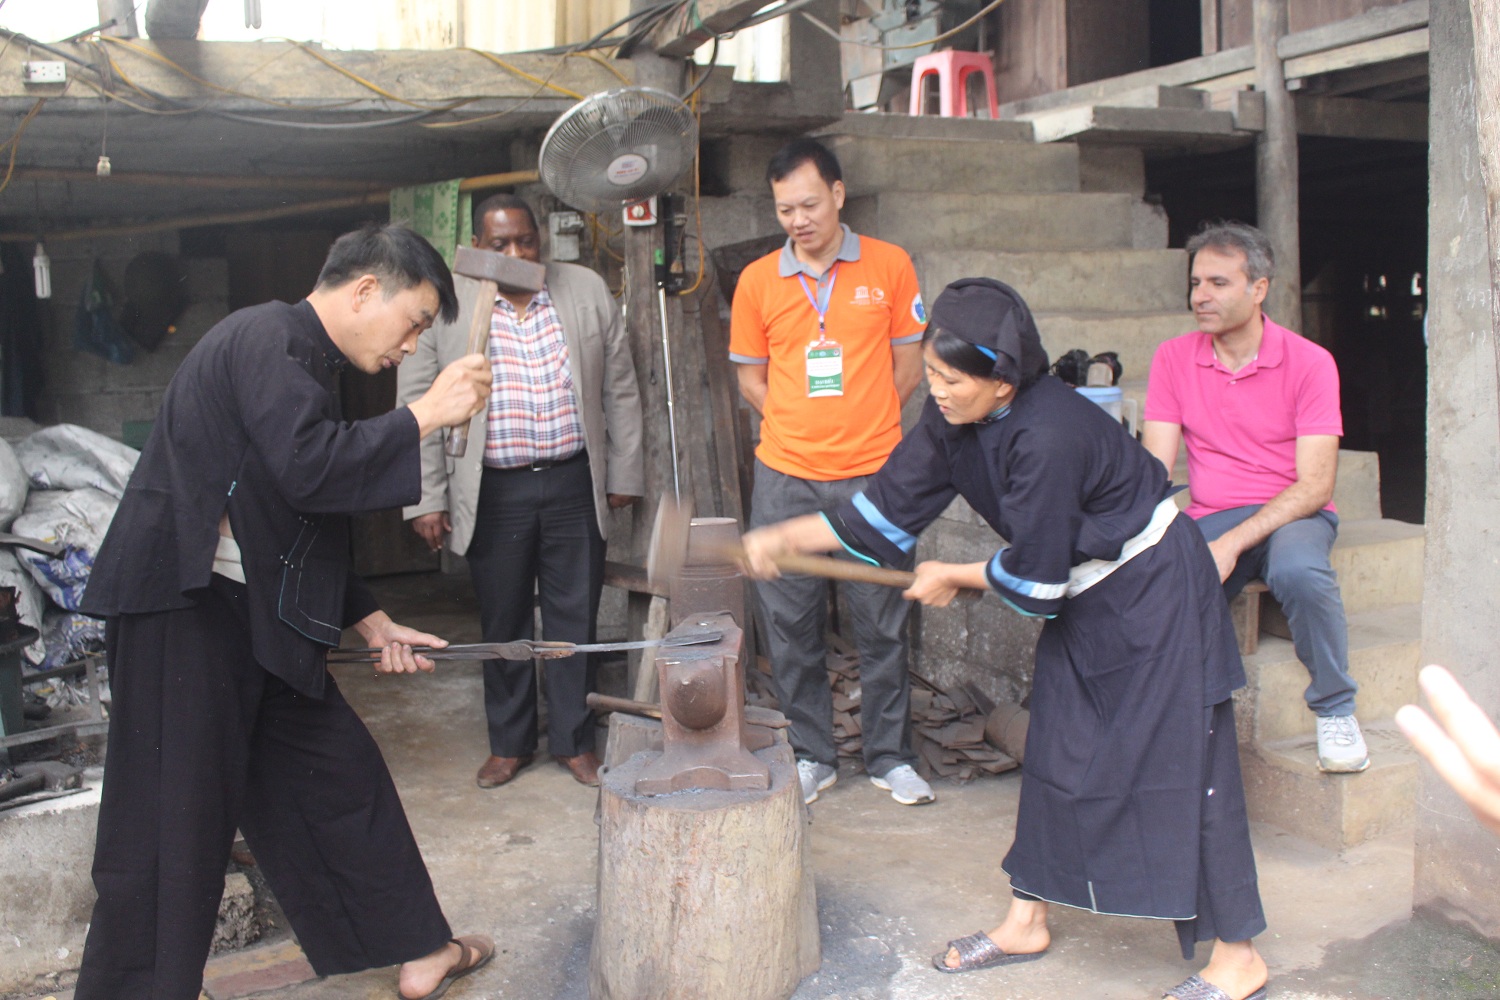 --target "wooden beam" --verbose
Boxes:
[1254,0,1301,329]
[11,168,388,191]
[1202,0,1221,54]
[0,191,390,242]
[1283,28,1429,81]
[645,0,770,60]
[1293,94,1427,142]
[1276,0,1427,60]
[0,39,630,103]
